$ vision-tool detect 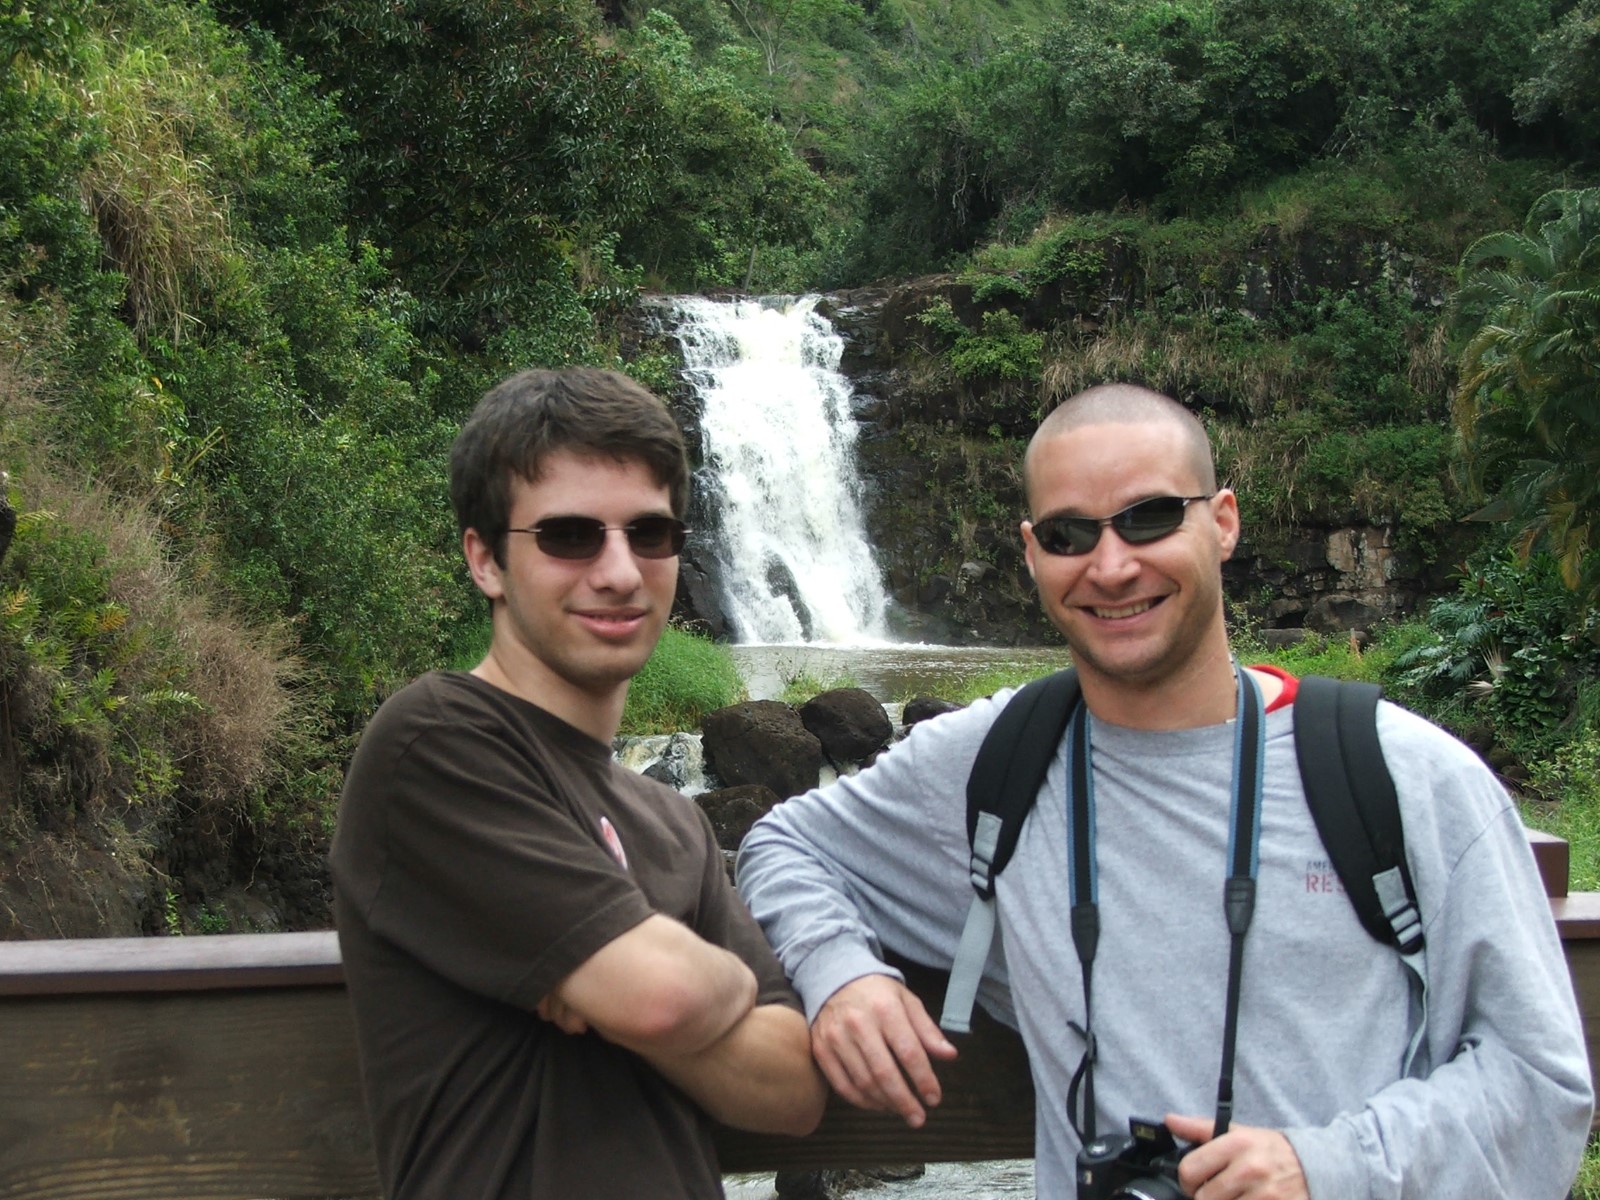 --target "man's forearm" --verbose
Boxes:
[642,1002,828,1137]
[554,914,759,1055]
